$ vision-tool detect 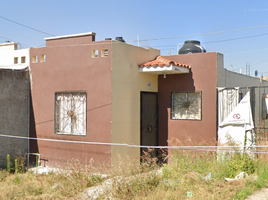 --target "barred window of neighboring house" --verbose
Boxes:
[171,91,202,120]
[55,92,87,135]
